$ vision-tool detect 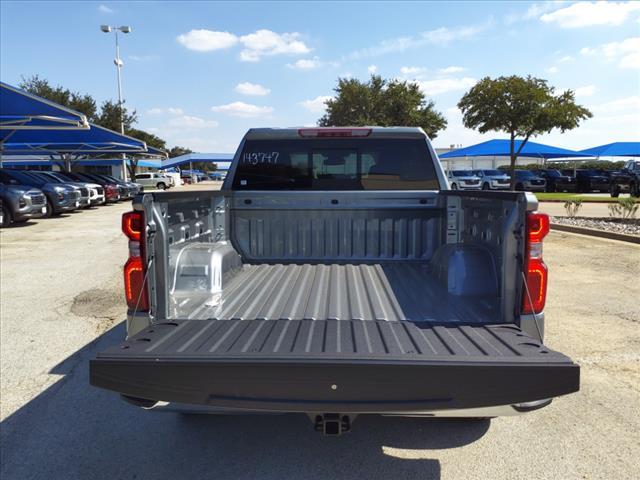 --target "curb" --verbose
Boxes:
[550,223,640,244]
